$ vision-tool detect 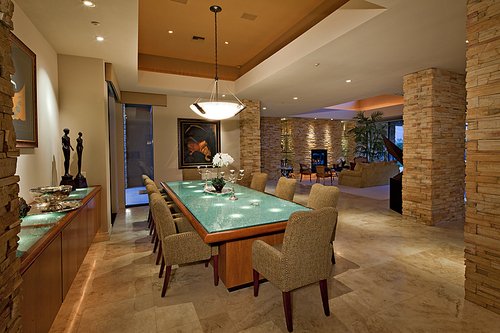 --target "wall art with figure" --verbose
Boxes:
[9,32,37,148]
[178,118,220,169]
